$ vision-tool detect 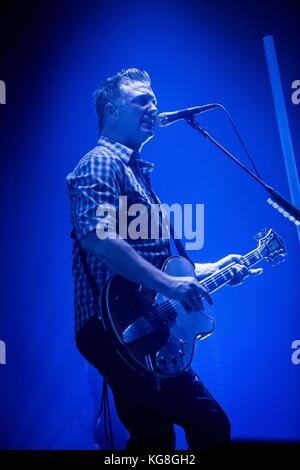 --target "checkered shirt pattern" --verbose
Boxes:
[66,136,171,333]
